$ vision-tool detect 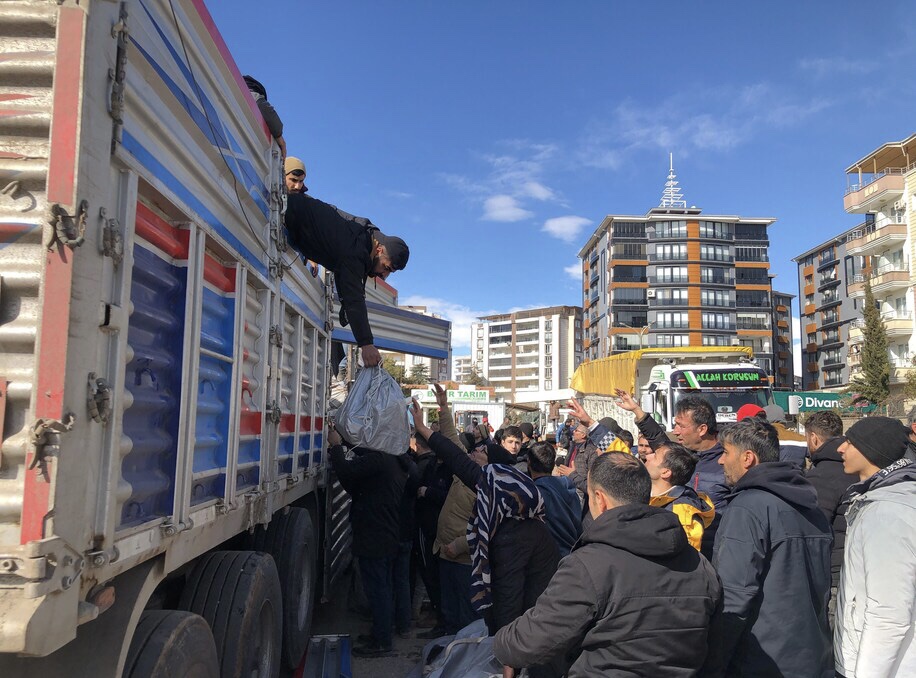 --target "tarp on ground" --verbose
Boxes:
[570,346,754,396]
